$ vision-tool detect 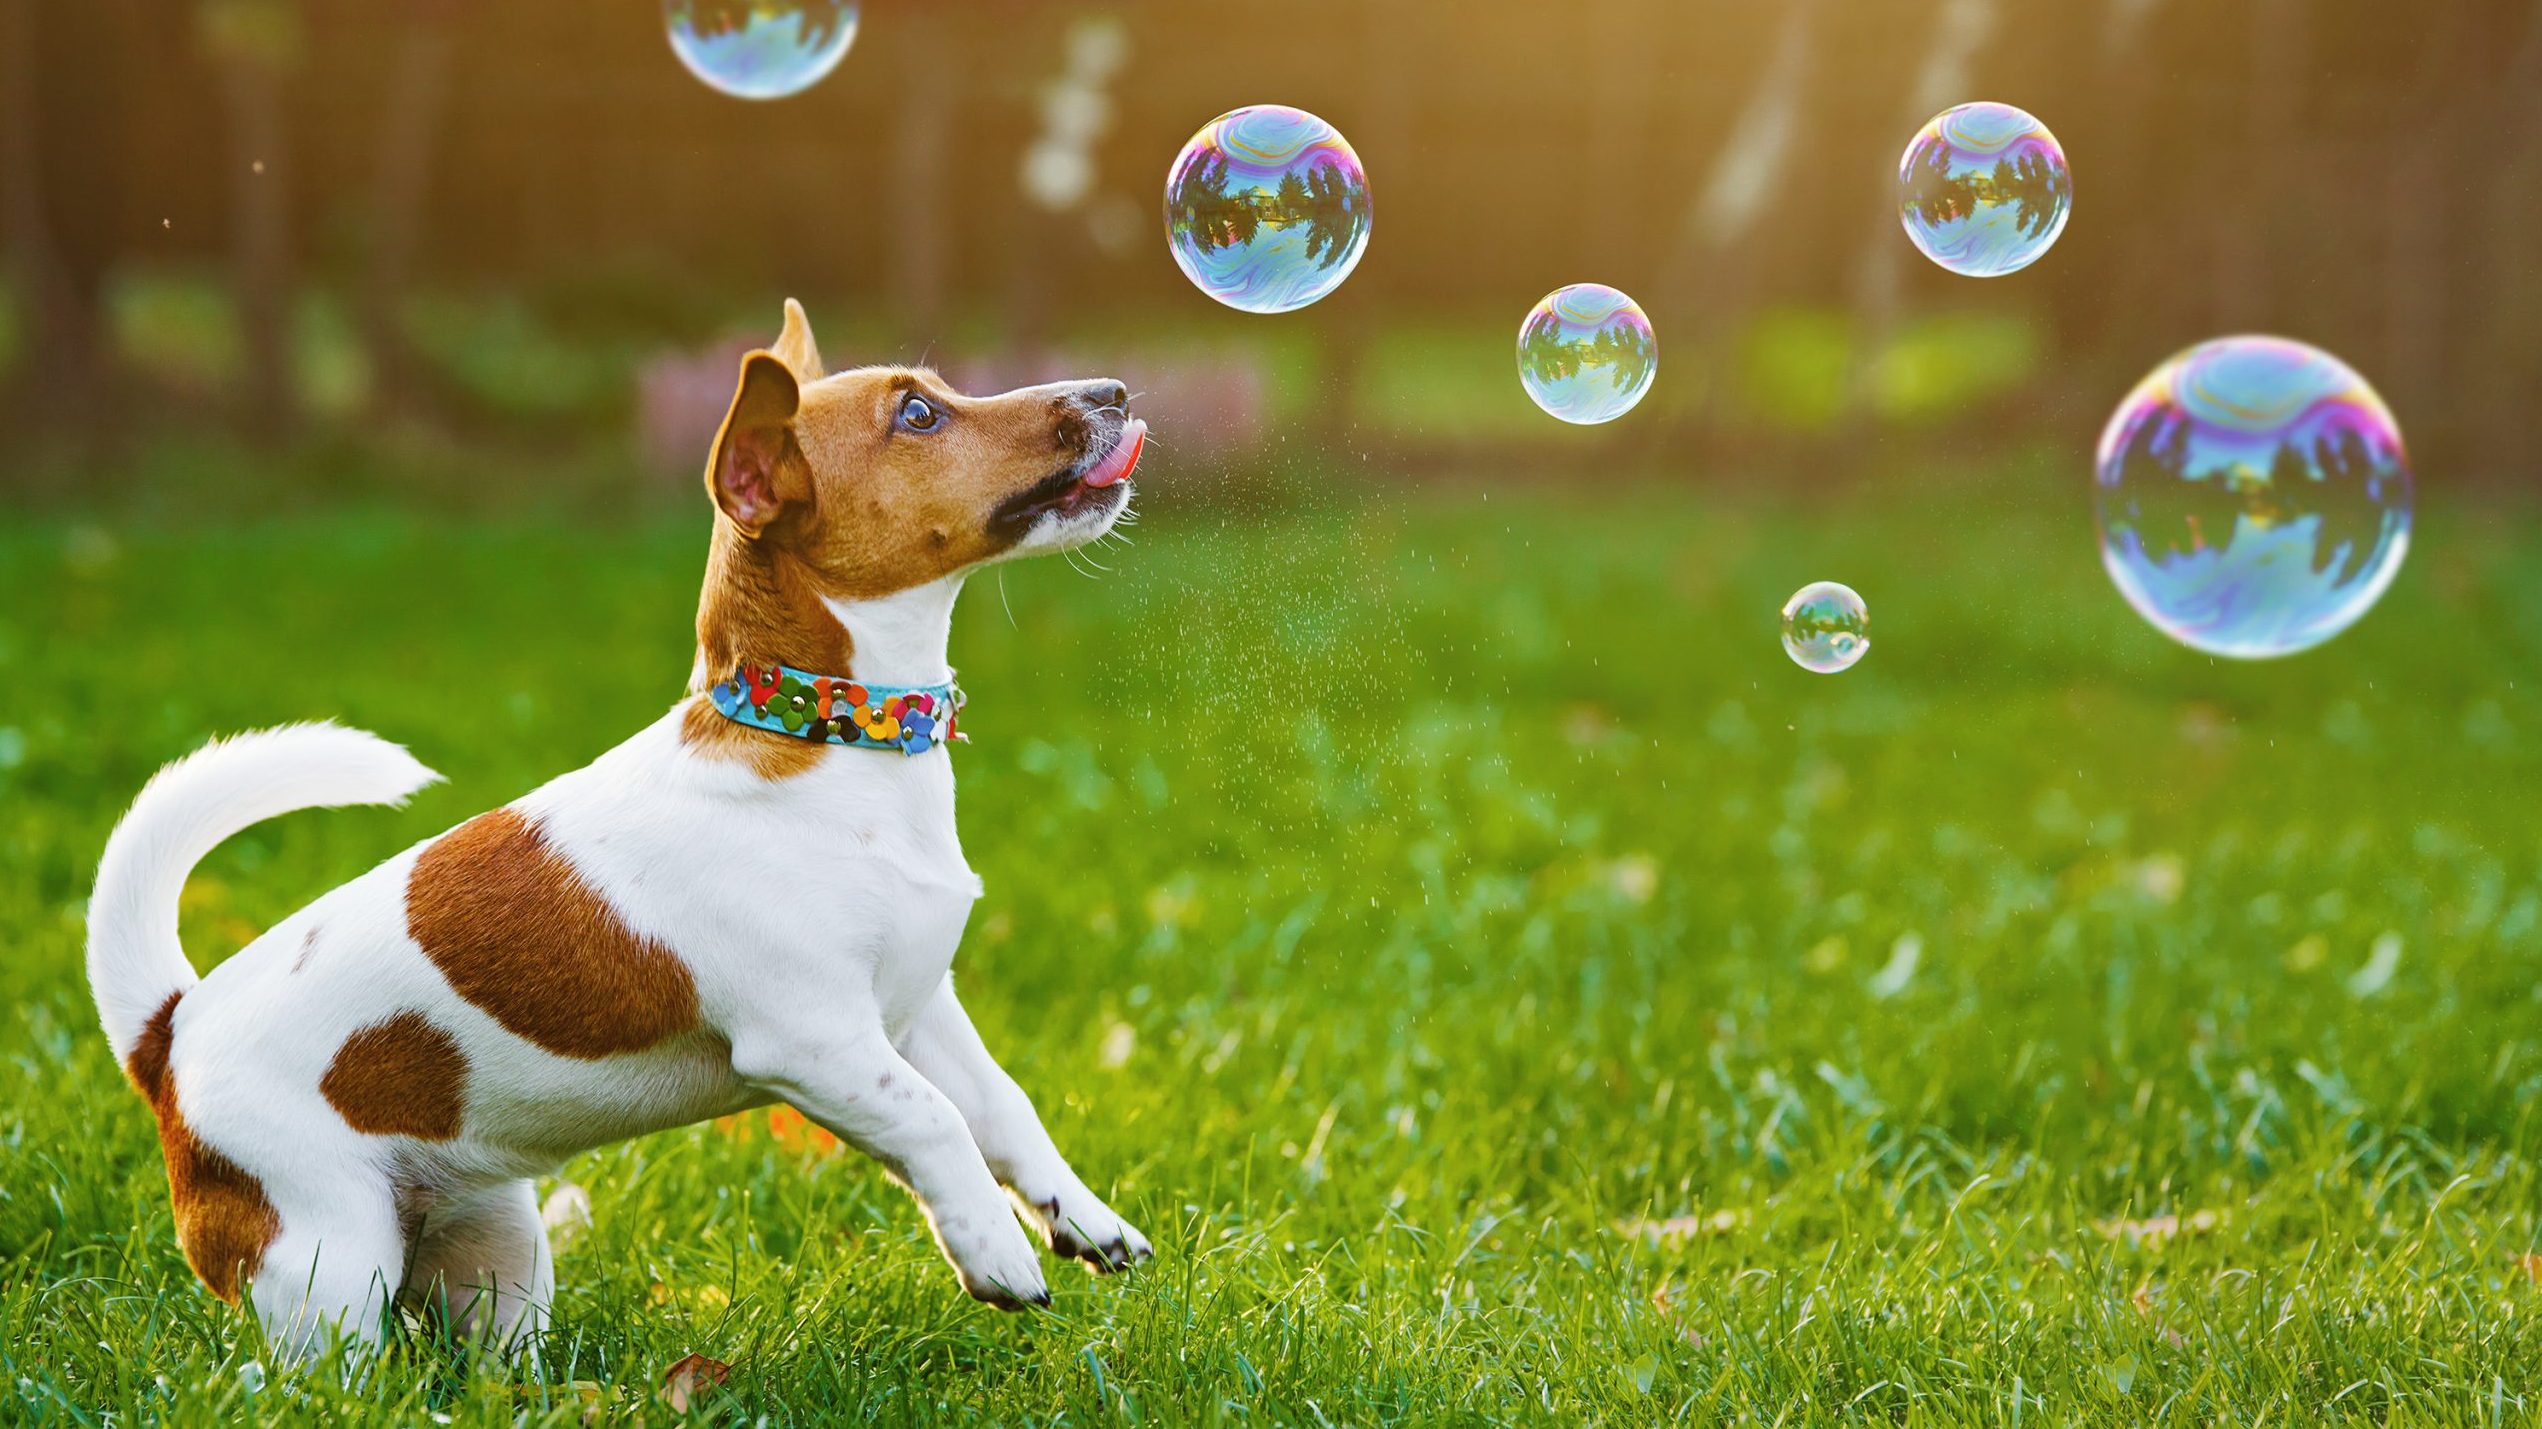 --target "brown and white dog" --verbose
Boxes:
[86,301,1152,1359]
